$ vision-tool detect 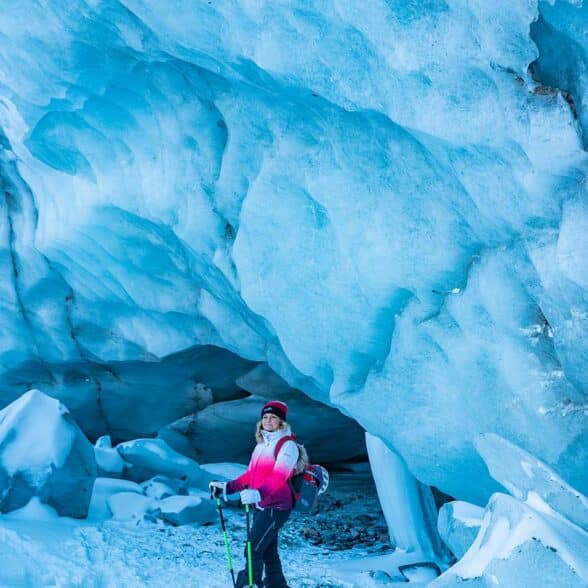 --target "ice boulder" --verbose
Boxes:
[432,493,588,588]
[94,435,127,477]
[116,438,211,487]
[437,501,484,559]
[0,389,96,518]
[157,495,217,526]
[140,475,188,500]
[235,364,300,398]
[432,435,588,587]
[107,491,158,522]
[88,478,143,522]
